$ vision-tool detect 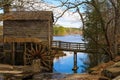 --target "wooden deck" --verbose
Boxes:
[52,41,97,53]
[52,41,120,53]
